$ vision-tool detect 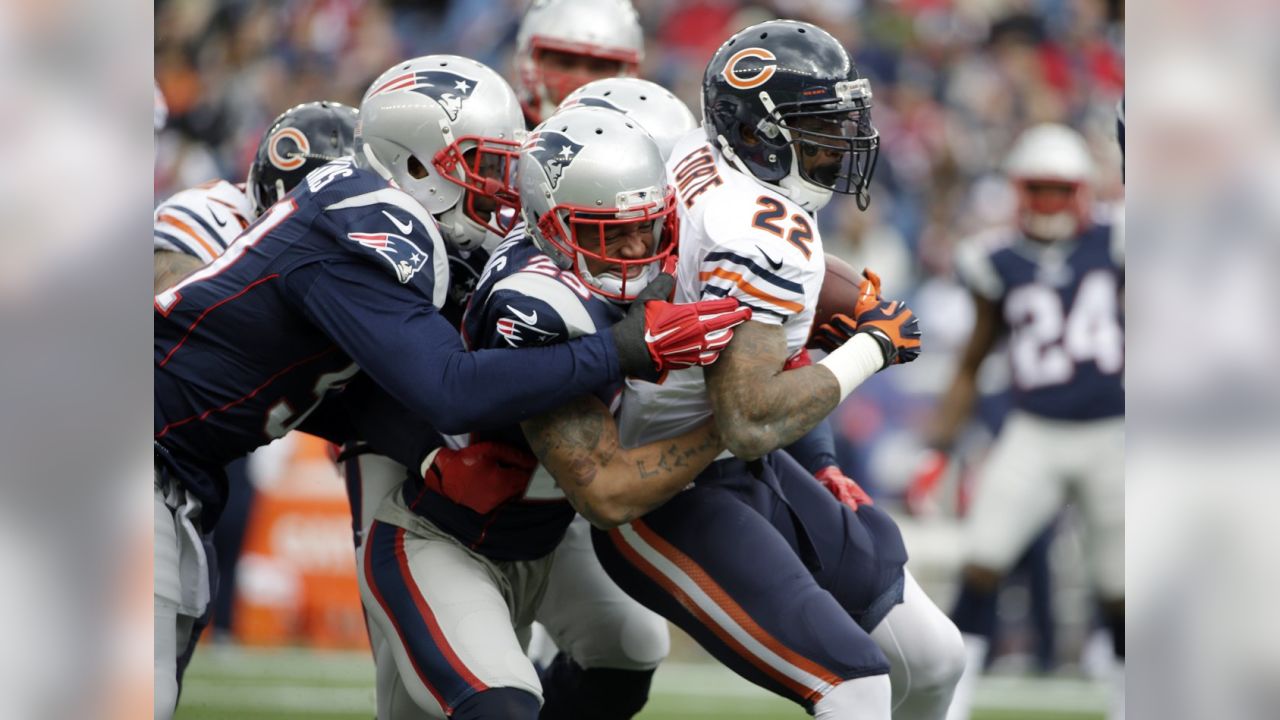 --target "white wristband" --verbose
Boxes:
[817,333,885,403]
